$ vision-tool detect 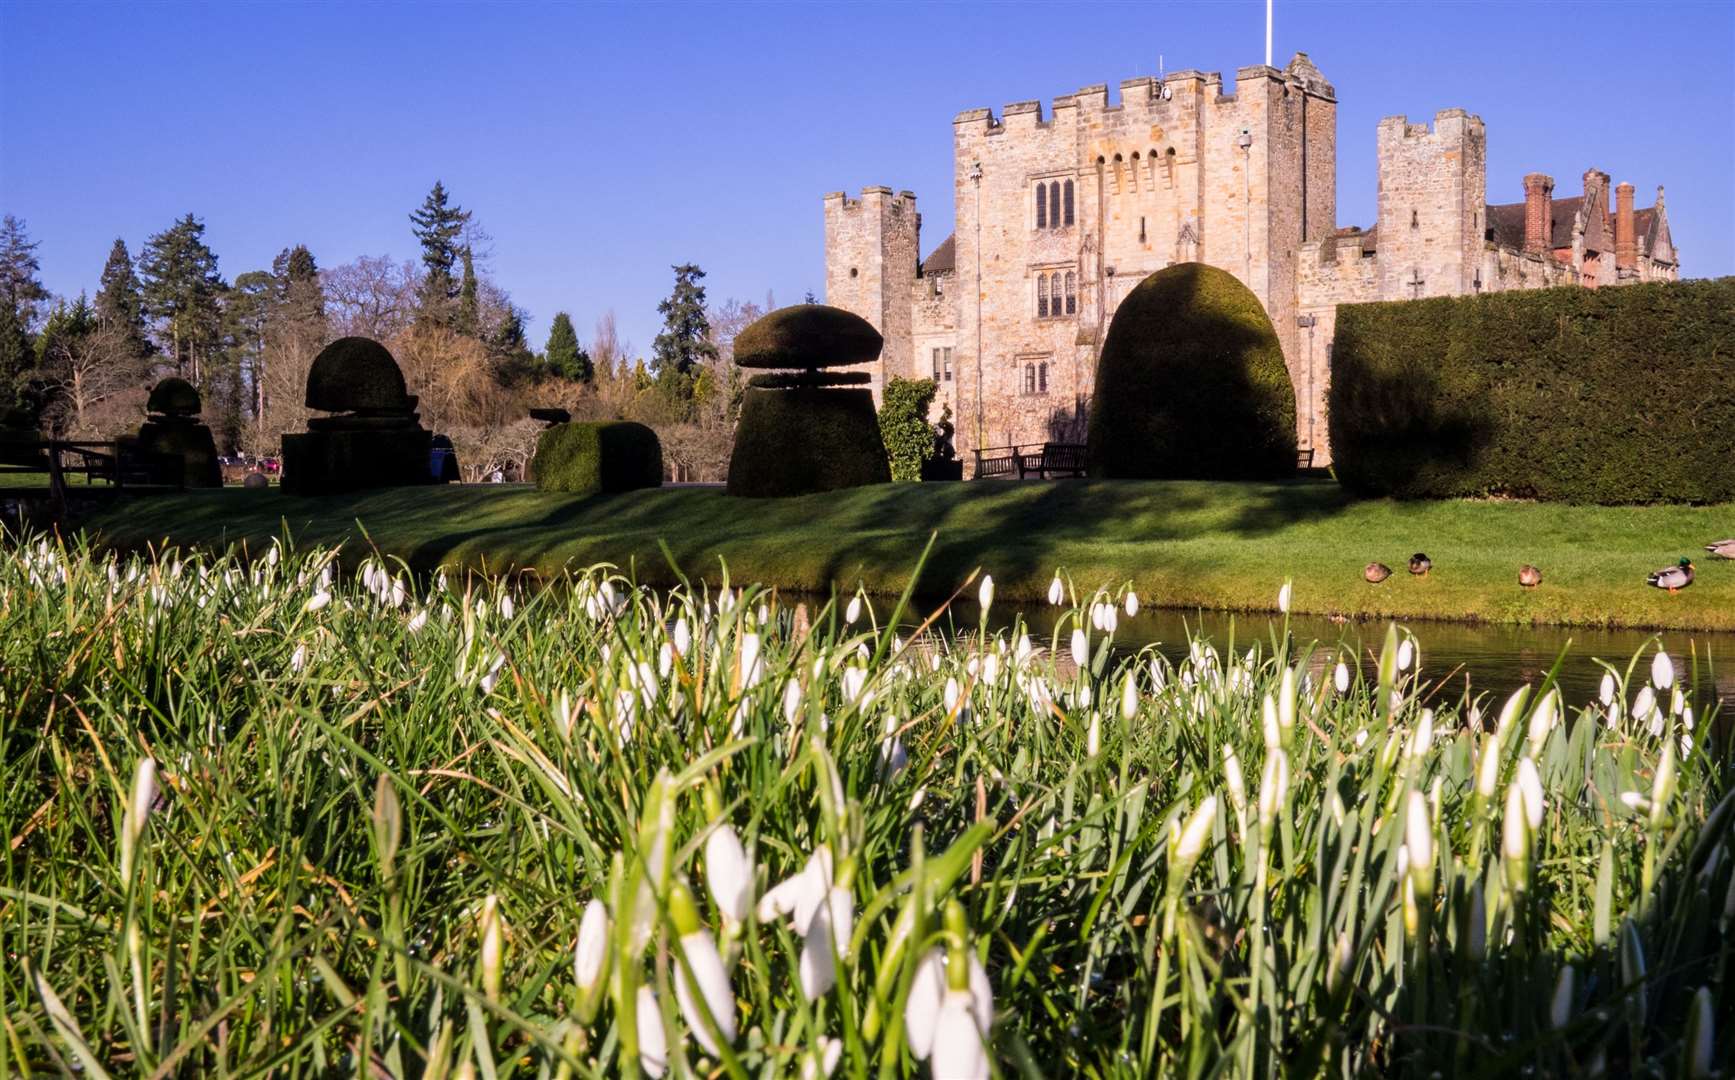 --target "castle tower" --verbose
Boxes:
[823,187,920,397]
[1376,109,1487,299]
